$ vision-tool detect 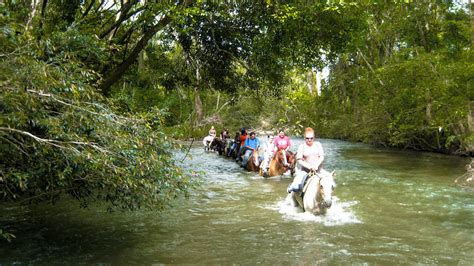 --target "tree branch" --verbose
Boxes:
[0,127,113,155]
[99,0,142,39]
[82,0,96,18]
[0,134,29,156]
[26,89,137,125]
[357,47,384,86]
[210,28,251,73]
